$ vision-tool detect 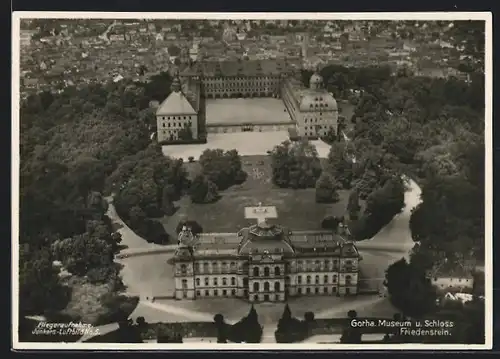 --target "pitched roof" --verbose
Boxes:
[156,90,197,116]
